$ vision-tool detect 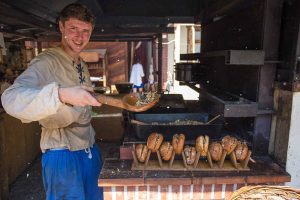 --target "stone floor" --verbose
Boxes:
[8,142,119,200]
[9,155,45,200]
